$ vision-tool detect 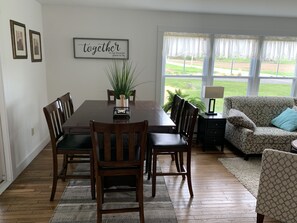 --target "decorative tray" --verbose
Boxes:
[113,107,130,119]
